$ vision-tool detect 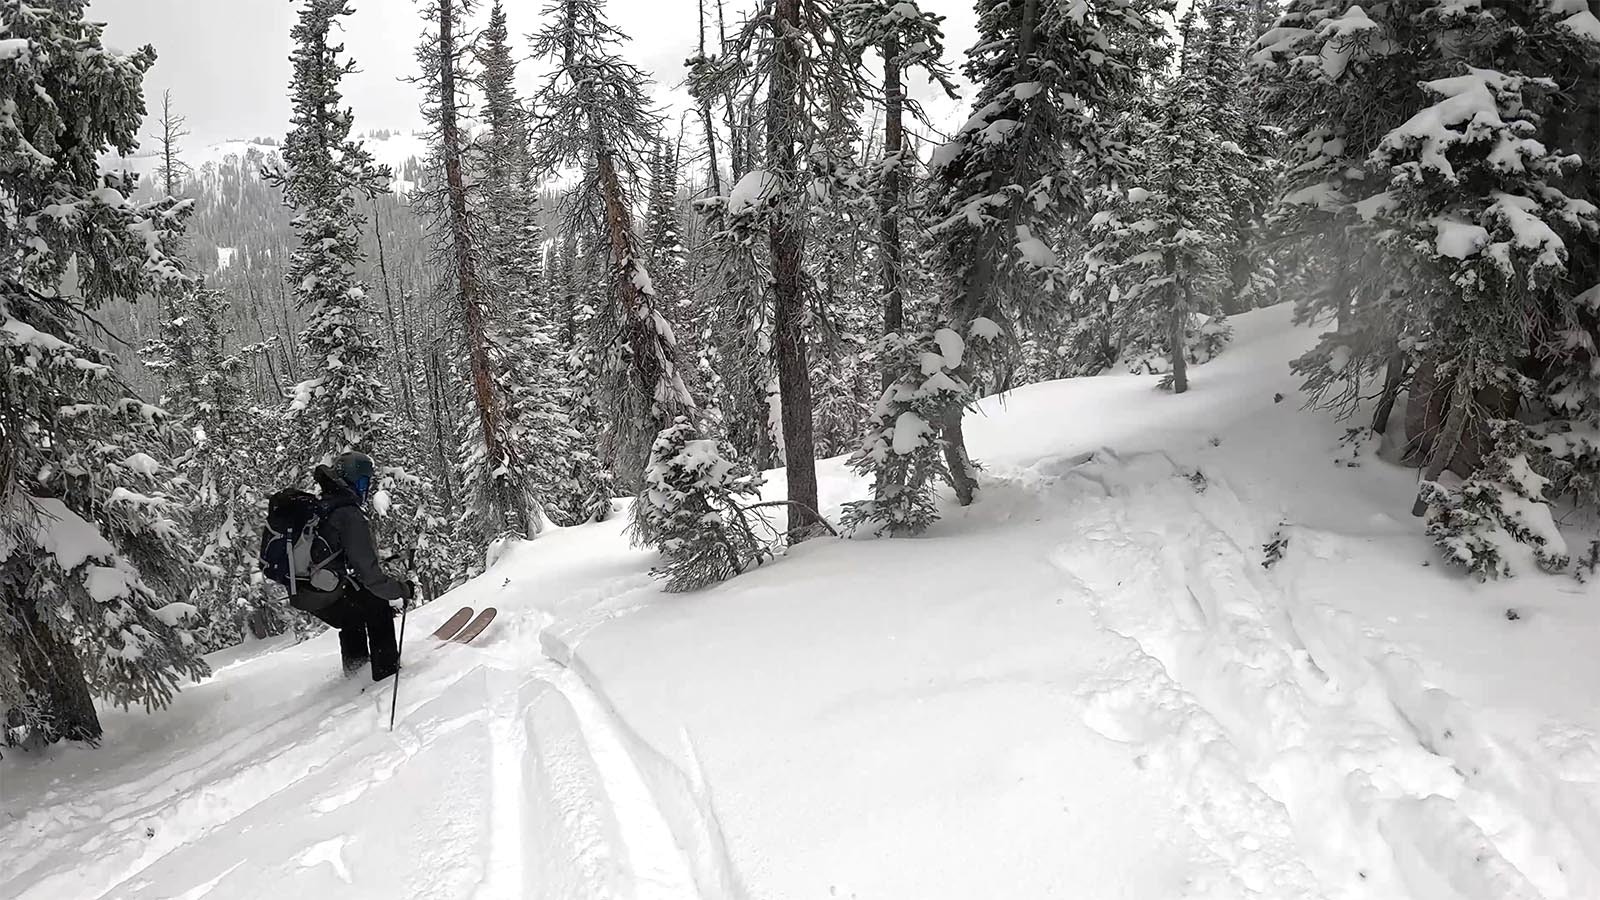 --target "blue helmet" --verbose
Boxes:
[334,451,376,499]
